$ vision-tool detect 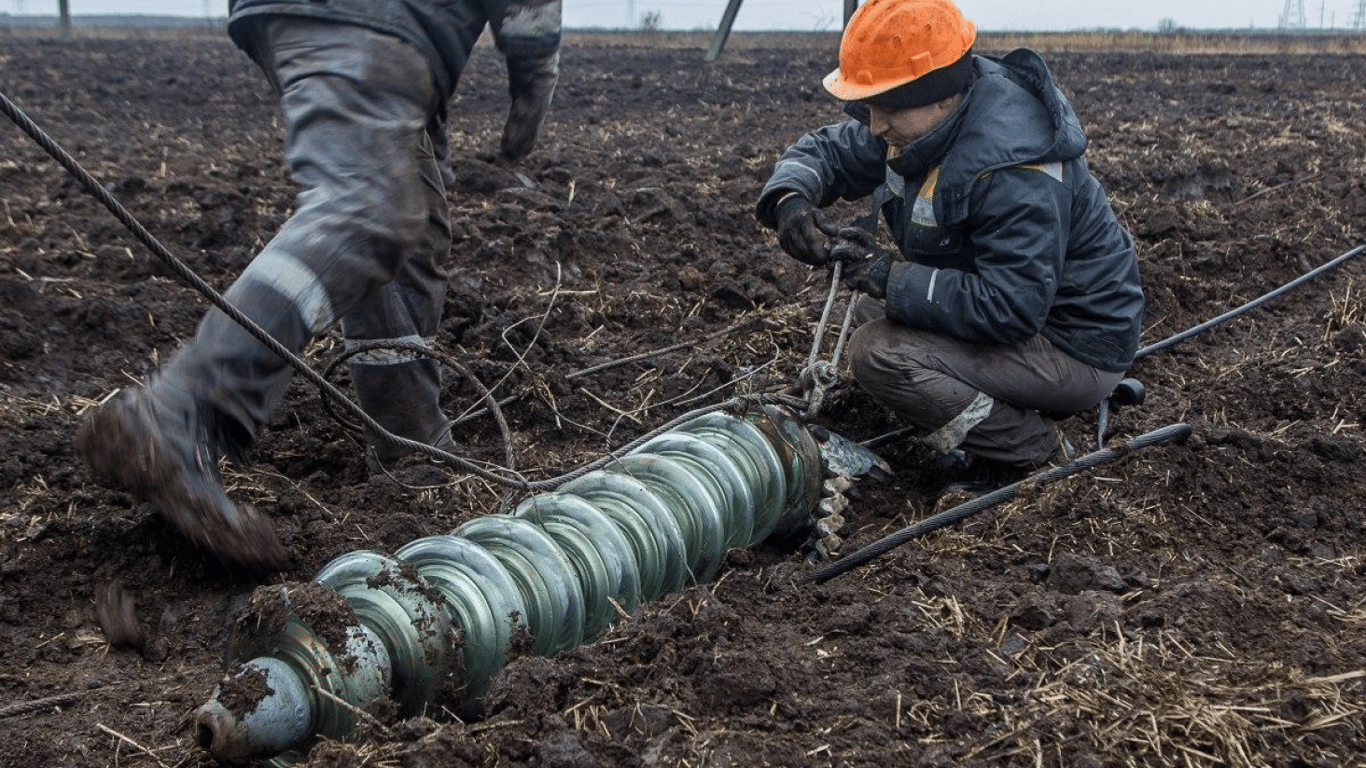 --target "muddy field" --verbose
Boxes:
[2,29,1365,768]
